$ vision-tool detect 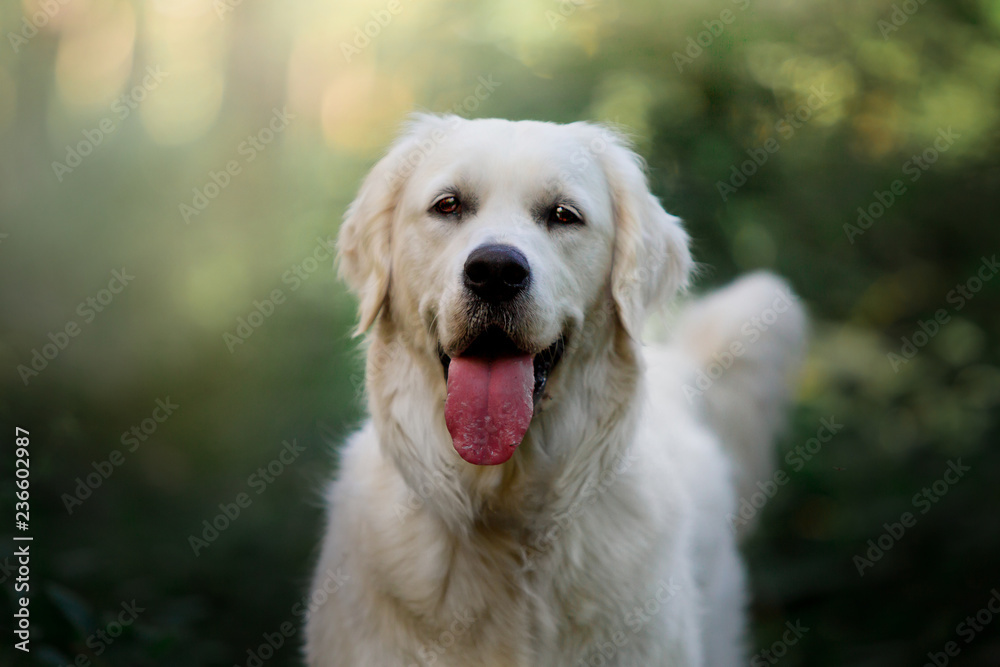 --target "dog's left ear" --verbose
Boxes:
[598,129,693,340]
[338,114,449,336]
